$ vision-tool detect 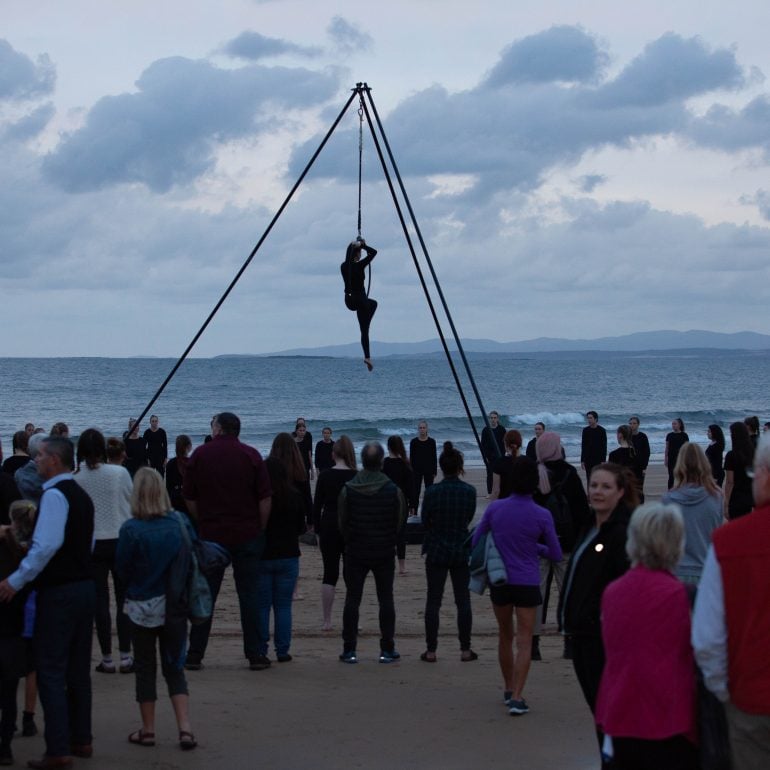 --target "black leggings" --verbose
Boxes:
[345,293,377,359]
[319,527,346,587]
